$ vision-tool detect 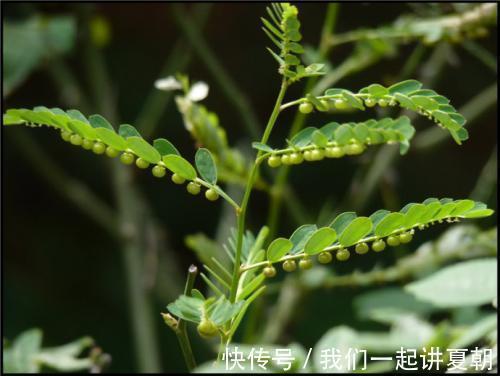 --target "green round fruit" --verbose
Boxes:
[92,142,106,155]
[281,154,292,165]
[372,239,386,252]
[299,102,313,114]
[282,260,297,272]
[82,139,94,150]
[187,182,201,195]
[205,188,219,201]
[336,249,351,261]
[263,265,277,278]
[318,251,333,264]
[399,232,413,244]
[290,152,303,165]
[325,146,344,158]
[299,258,313,270]
[387,235,400,247]
[171,173,186,185]
[106,146,119,158]
[345,143,364,155]
[303,150,314,161]
[70,134,83,146]
[355,242,369,255]
[136,158,150,169]
[311,149,325,161]
[152,165,166,178]
[335,99,349,110]
[120,152,135,165]
[365,98,376,107]
[61,130,72,142]
[268,155,281,168]
[378,99,388,107]
[197,319,218,338]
